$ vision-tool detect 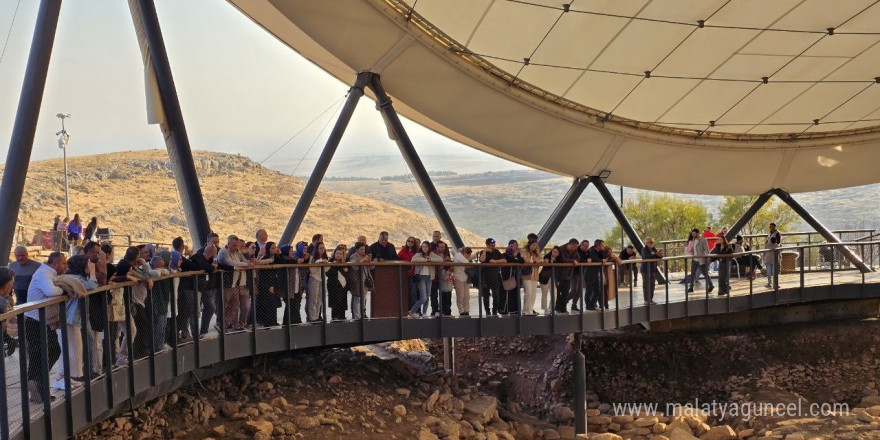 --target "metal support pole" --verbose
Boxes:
[770,188,871,273]
[443,337,455,374]
[724,191,773,241]
[0,0,63,264]
[591,177,665,283]
[130,0,212,248]
[279,73,371,246]
[591,177,644,253]
[368,74,465,250]
[537,178,590,249]
[573,333,587,434]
